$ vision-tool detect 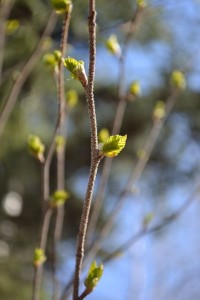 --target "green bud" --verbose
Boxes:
[51,0,72,14]
[143,213,154,227]
[99,135,127,158]
[62,57,88,87]
[28,135,45,163]
[51,190,69,207]
[6,19,20,34]
[53,50,62,63]
[66,89,79,108]
[153,101,166,120]
[129,80,141,98]
[34,248,46,267]
[84,261,104,290]
[170,70,186,90]
[105,35,121,57]
[98,128,110,143]
[43,53,58,68]
[136,149,146,160]
[137,0,147,8]
[55,135,66,152]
